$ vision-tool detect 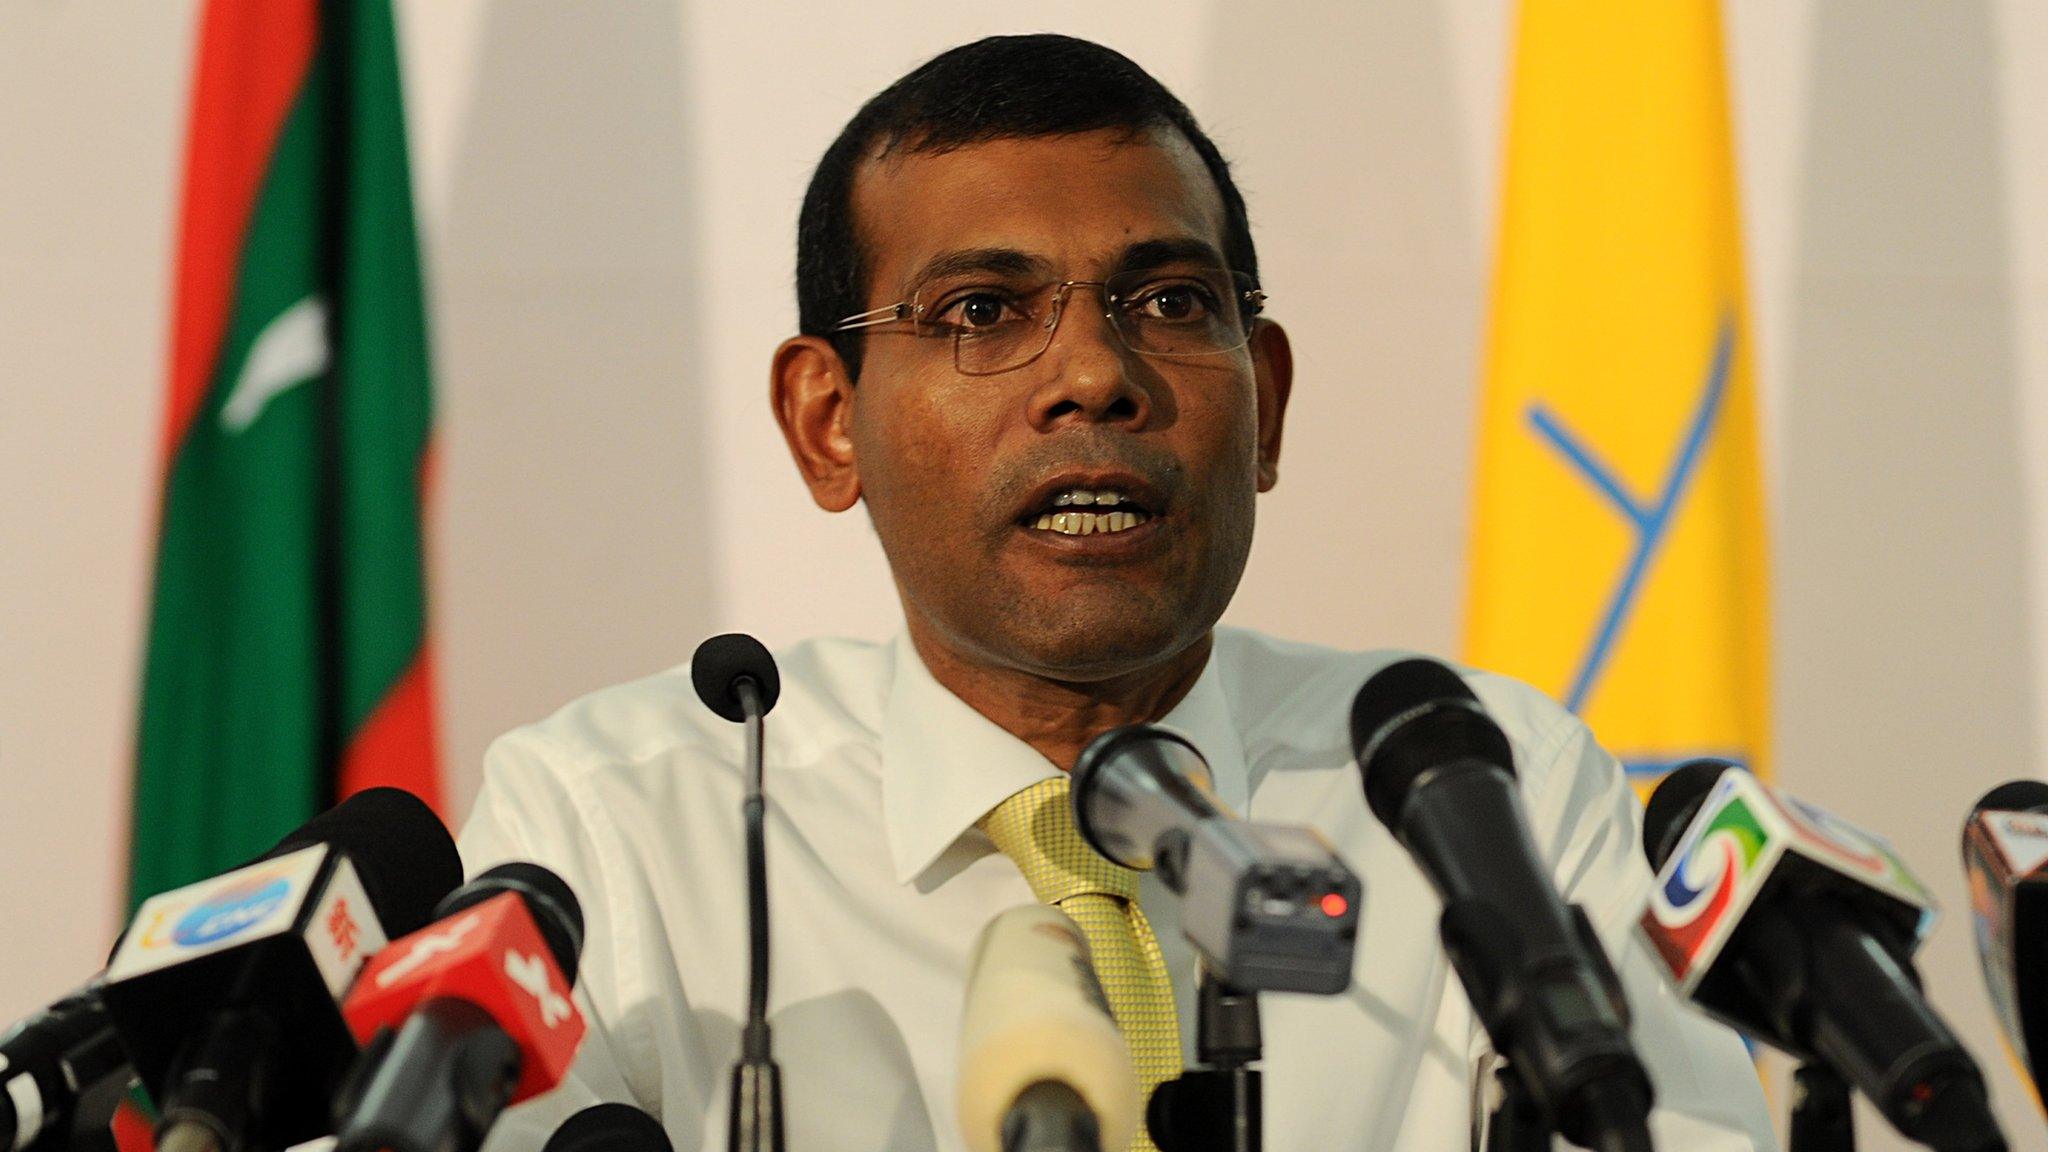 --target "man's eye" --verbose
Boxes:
[936,292,1017,329]
[1131,282,1217,322]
